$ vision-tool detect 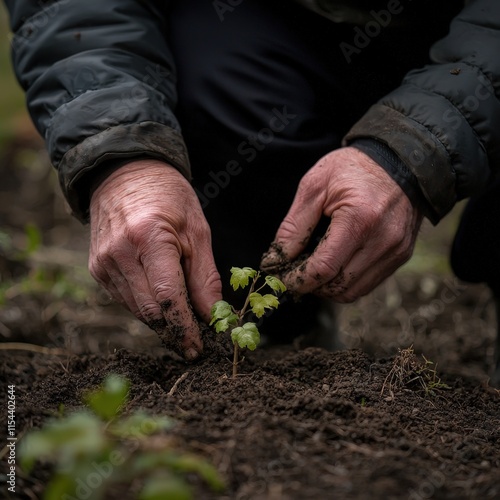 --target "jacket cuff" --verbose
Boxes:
[350,138,439,224]
[58,121,191,223]
[343,104,456,223]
